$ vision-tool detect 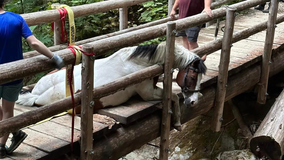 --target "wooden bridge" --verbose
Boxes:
[0,0,284,159]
